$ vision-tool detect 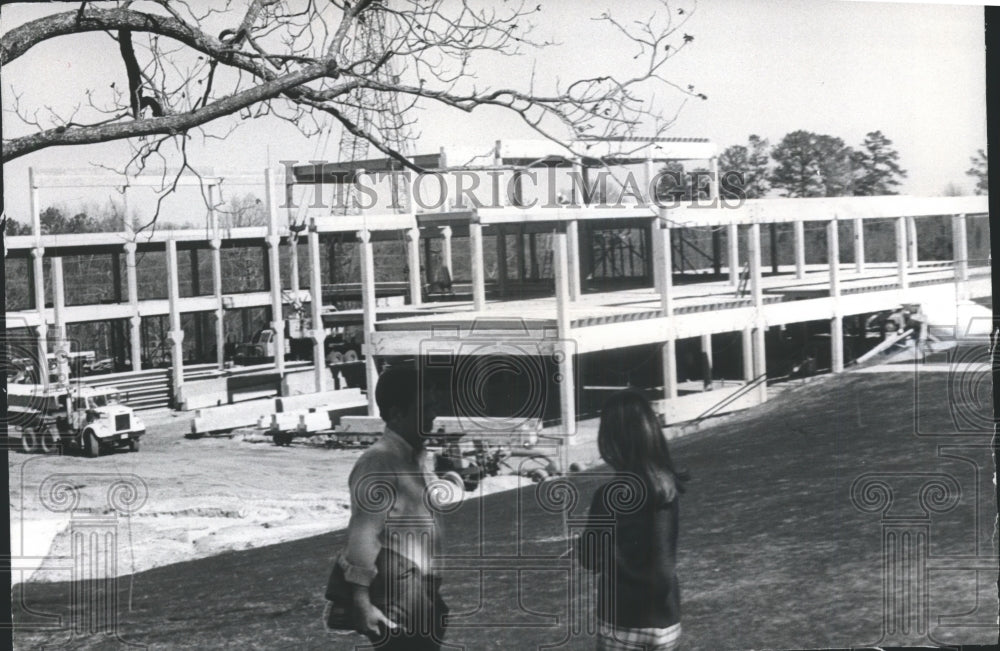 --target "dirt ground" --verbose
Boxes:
[10,365,999,650]
[9,412,543,583]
